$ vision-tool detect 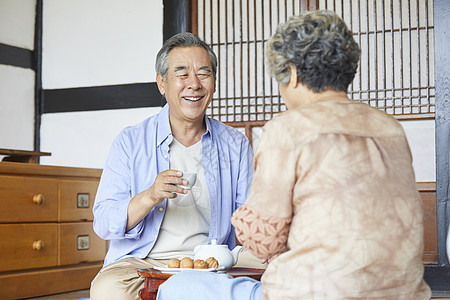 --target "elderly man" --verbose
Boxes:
[90,32,254,300]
